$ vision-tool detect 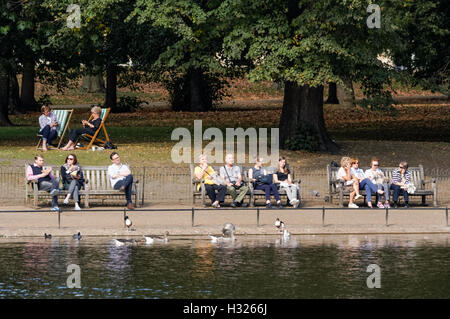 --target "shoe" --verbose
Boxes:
[355,194,363,200]
[367,202,373,208]
[393,202,398,208]
[384,202,391,209]
[50,189,59,196]
[293,199,300,208]
[377,202,384,209]
[231,201,237,208]
[74,204,81,211]
[212,201,220,208]
[348,203,359,208]
[404,203,410,209]
[241,203,248,208]
[63,198,69,205]
[277,202,283,209]
[127,203,134,210]
[266,203,273,209]
[51,206,59,211]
